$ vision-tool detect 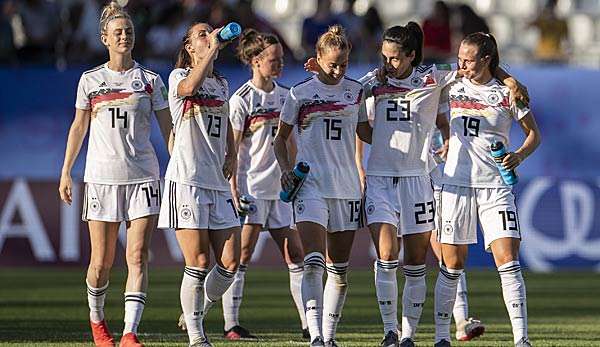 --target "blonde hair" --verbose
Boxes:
[99,1,131,34]
[316,25,351,56]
